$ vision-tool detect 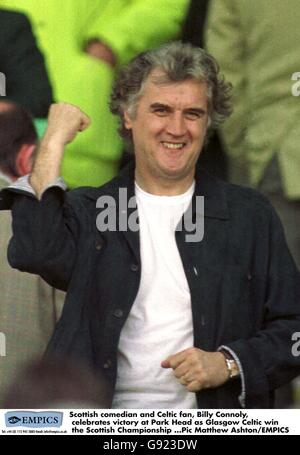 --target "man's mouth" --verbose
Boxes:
[161,141,186,150]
